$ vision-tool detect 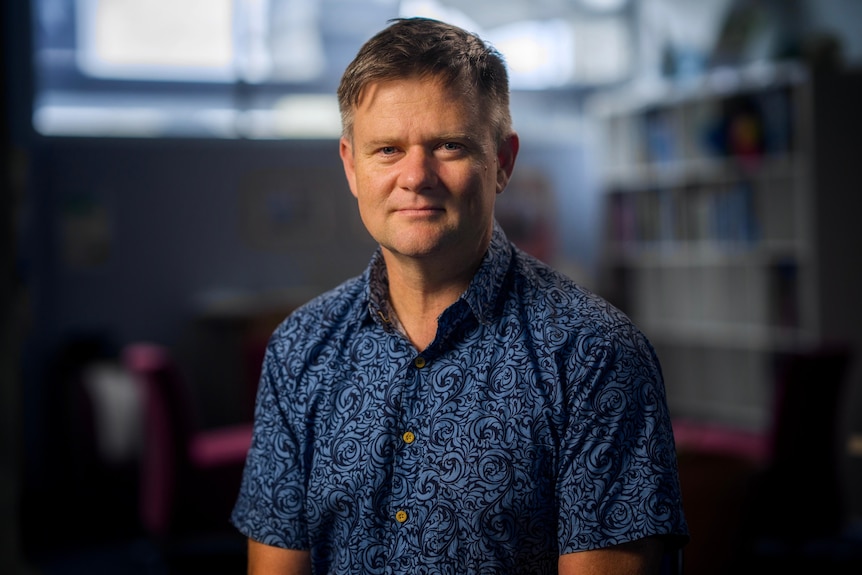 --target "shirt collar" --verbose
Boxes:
[461,221,513,326]
[363,221,513,328]
[364,248,393,330]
